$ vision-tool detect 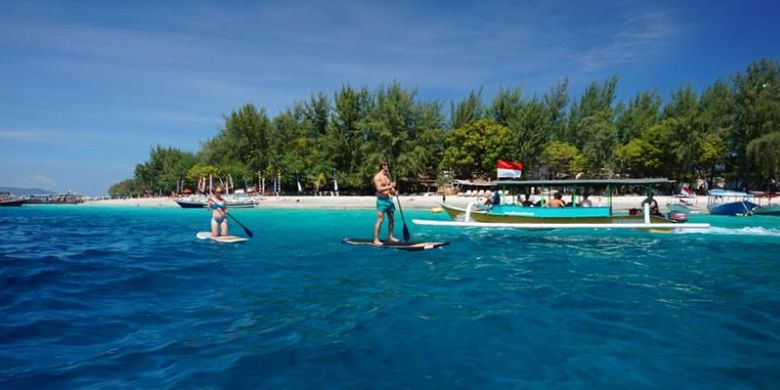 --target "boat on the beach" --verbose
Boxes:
[174,194,260,209]
[706,189,758,216]
[25,192,85,204]
[665,185,700,215]
[752,193,780,216]
[414,178,710,231]
[0,192,26,207]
